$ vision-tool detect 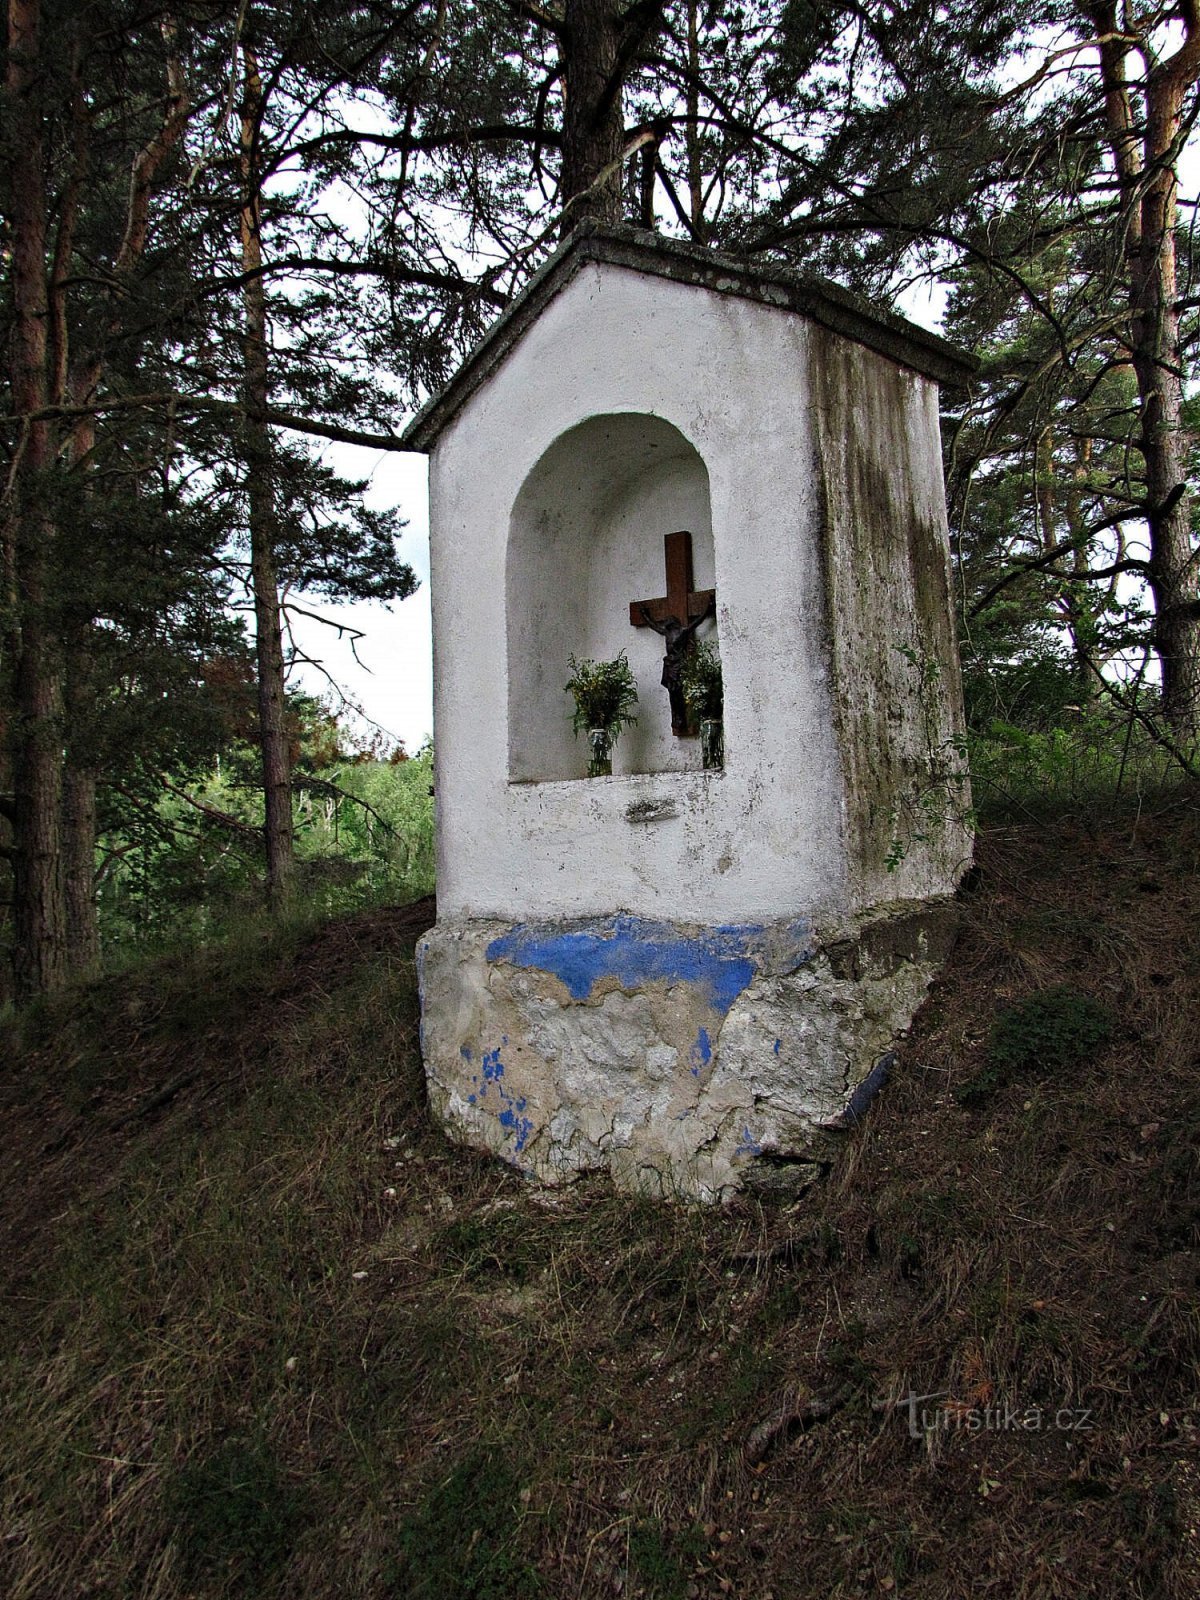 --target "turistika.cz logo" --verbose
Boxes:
[902,1391,1096,1439]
